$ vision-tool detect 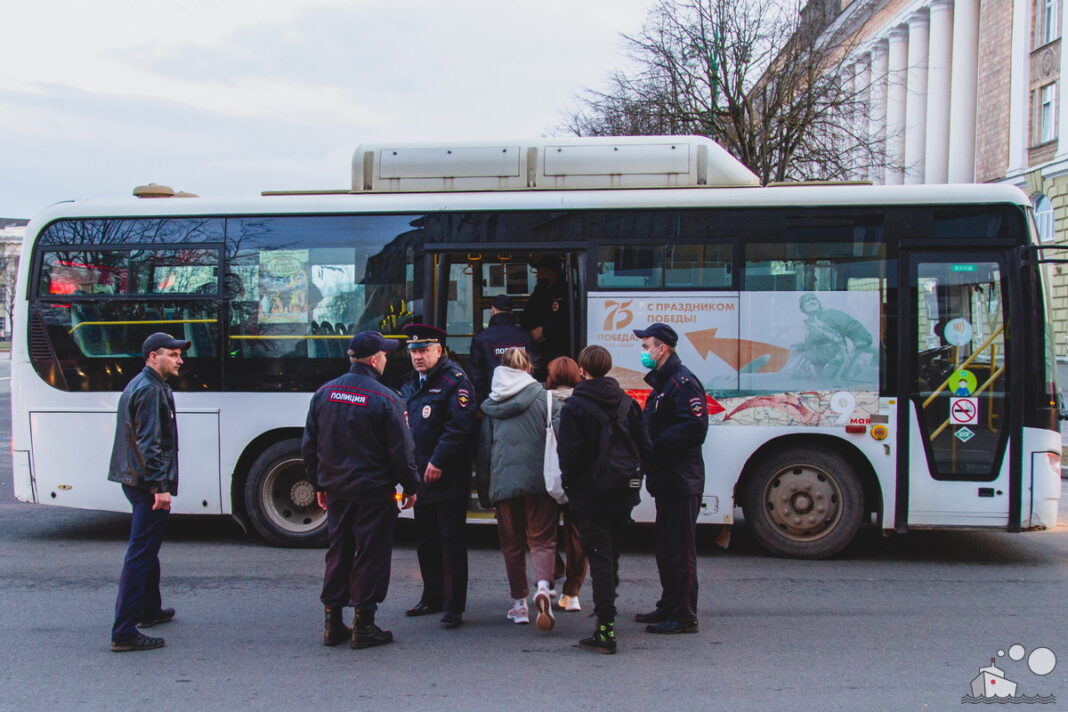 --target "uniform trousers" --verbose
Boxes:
[654,494,701,623]
[321,493,398,612]
[112,484,169,642]
[569,508,630,620]
[494,493,558,600]
[413,496,468,614]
